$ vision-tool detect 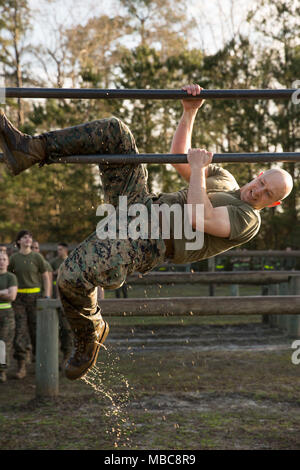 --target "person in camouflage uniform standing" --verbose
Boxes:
[0,250,17,383]
[31,240,53,298]
[50,243,69,297]
[50,243,74,368]
[28,239,53,363]
[0,85,294,381]
[8,231,50,379]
